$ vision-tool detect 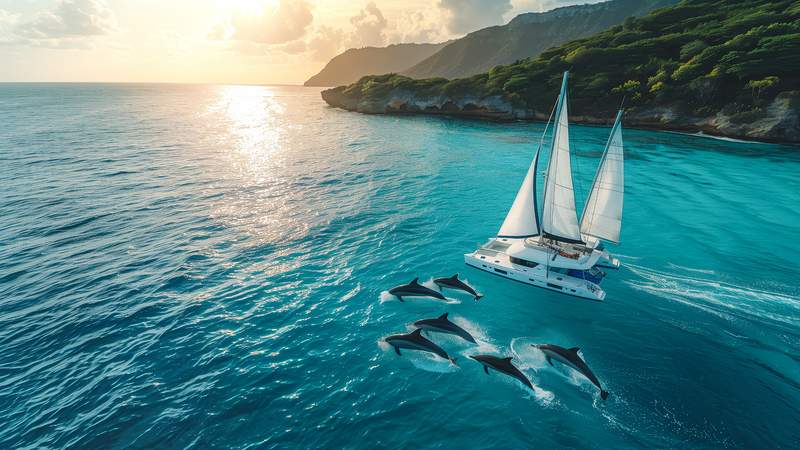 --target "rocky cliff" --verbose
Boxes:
[321,85,800,143]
